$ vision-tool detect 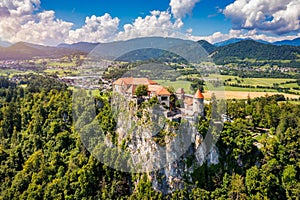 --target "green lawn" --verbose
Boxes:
[154,80,192,93]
